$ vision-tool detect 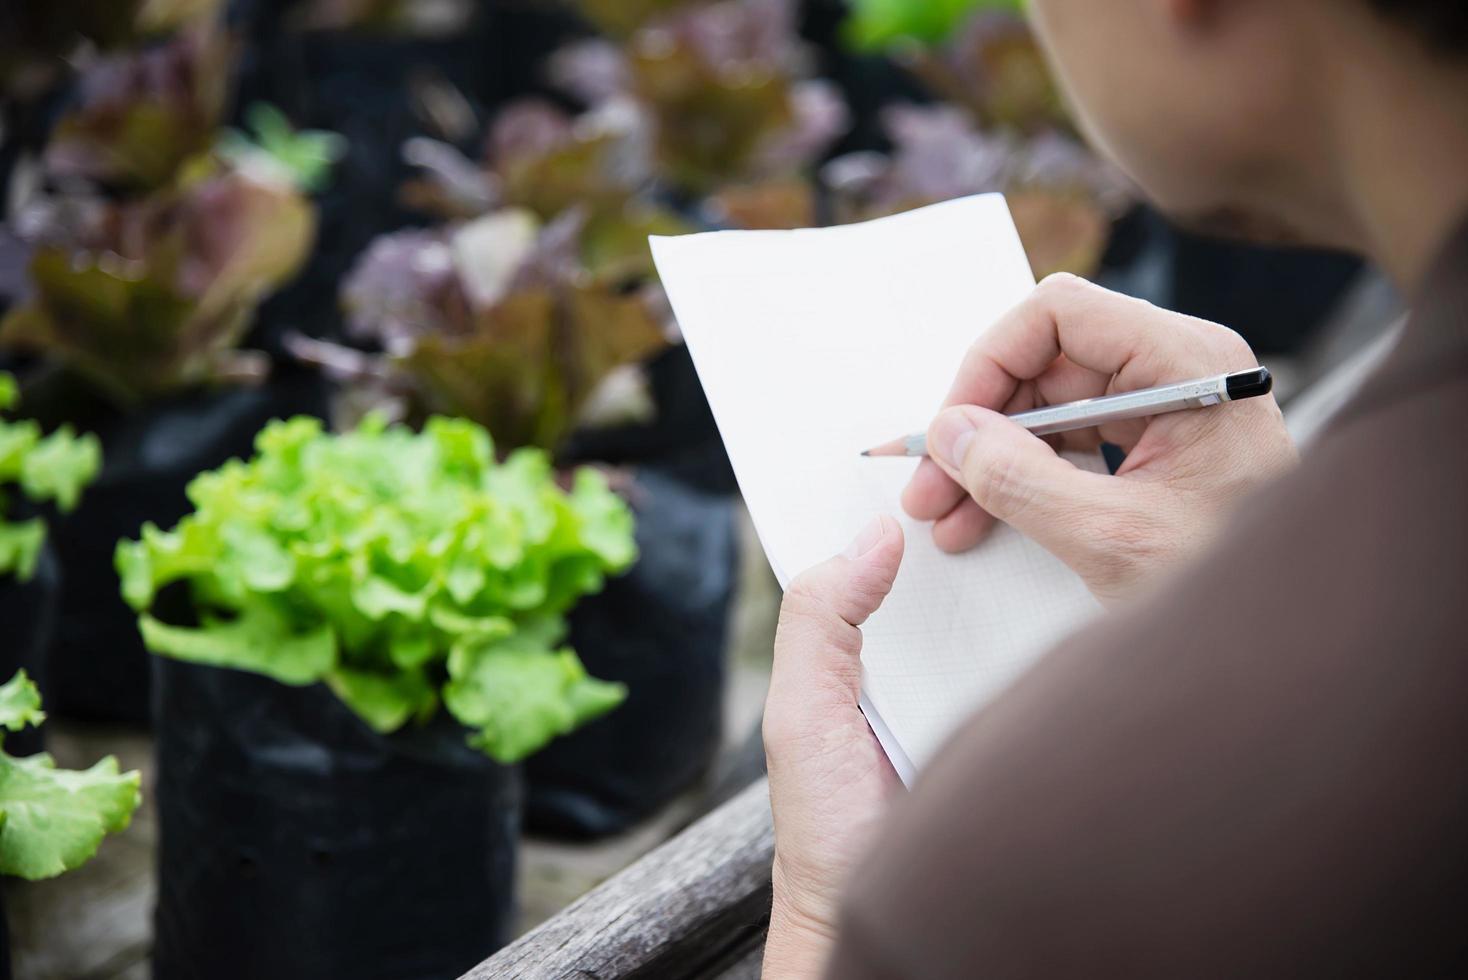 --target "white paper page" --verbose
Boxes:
[651,195,1102,781]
